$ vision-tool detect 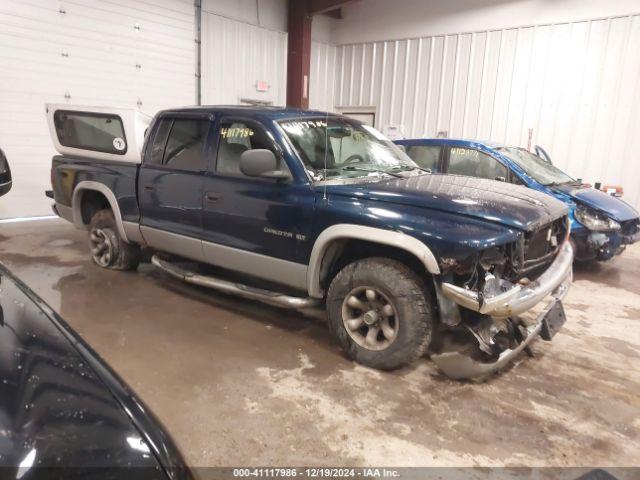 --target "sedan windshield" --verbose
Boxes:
[279,118,417,181]
[496,147,574,186]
